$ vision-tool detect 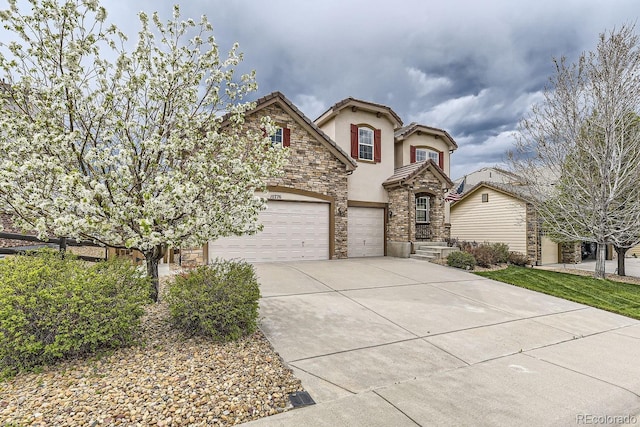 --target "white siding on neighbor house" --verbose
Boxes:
[450,188,527,254]
[629,244,640,258]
